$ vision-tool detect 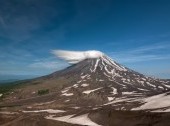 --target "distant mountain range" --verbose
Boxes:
[0,79,19,84]
[0,74,40,83]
